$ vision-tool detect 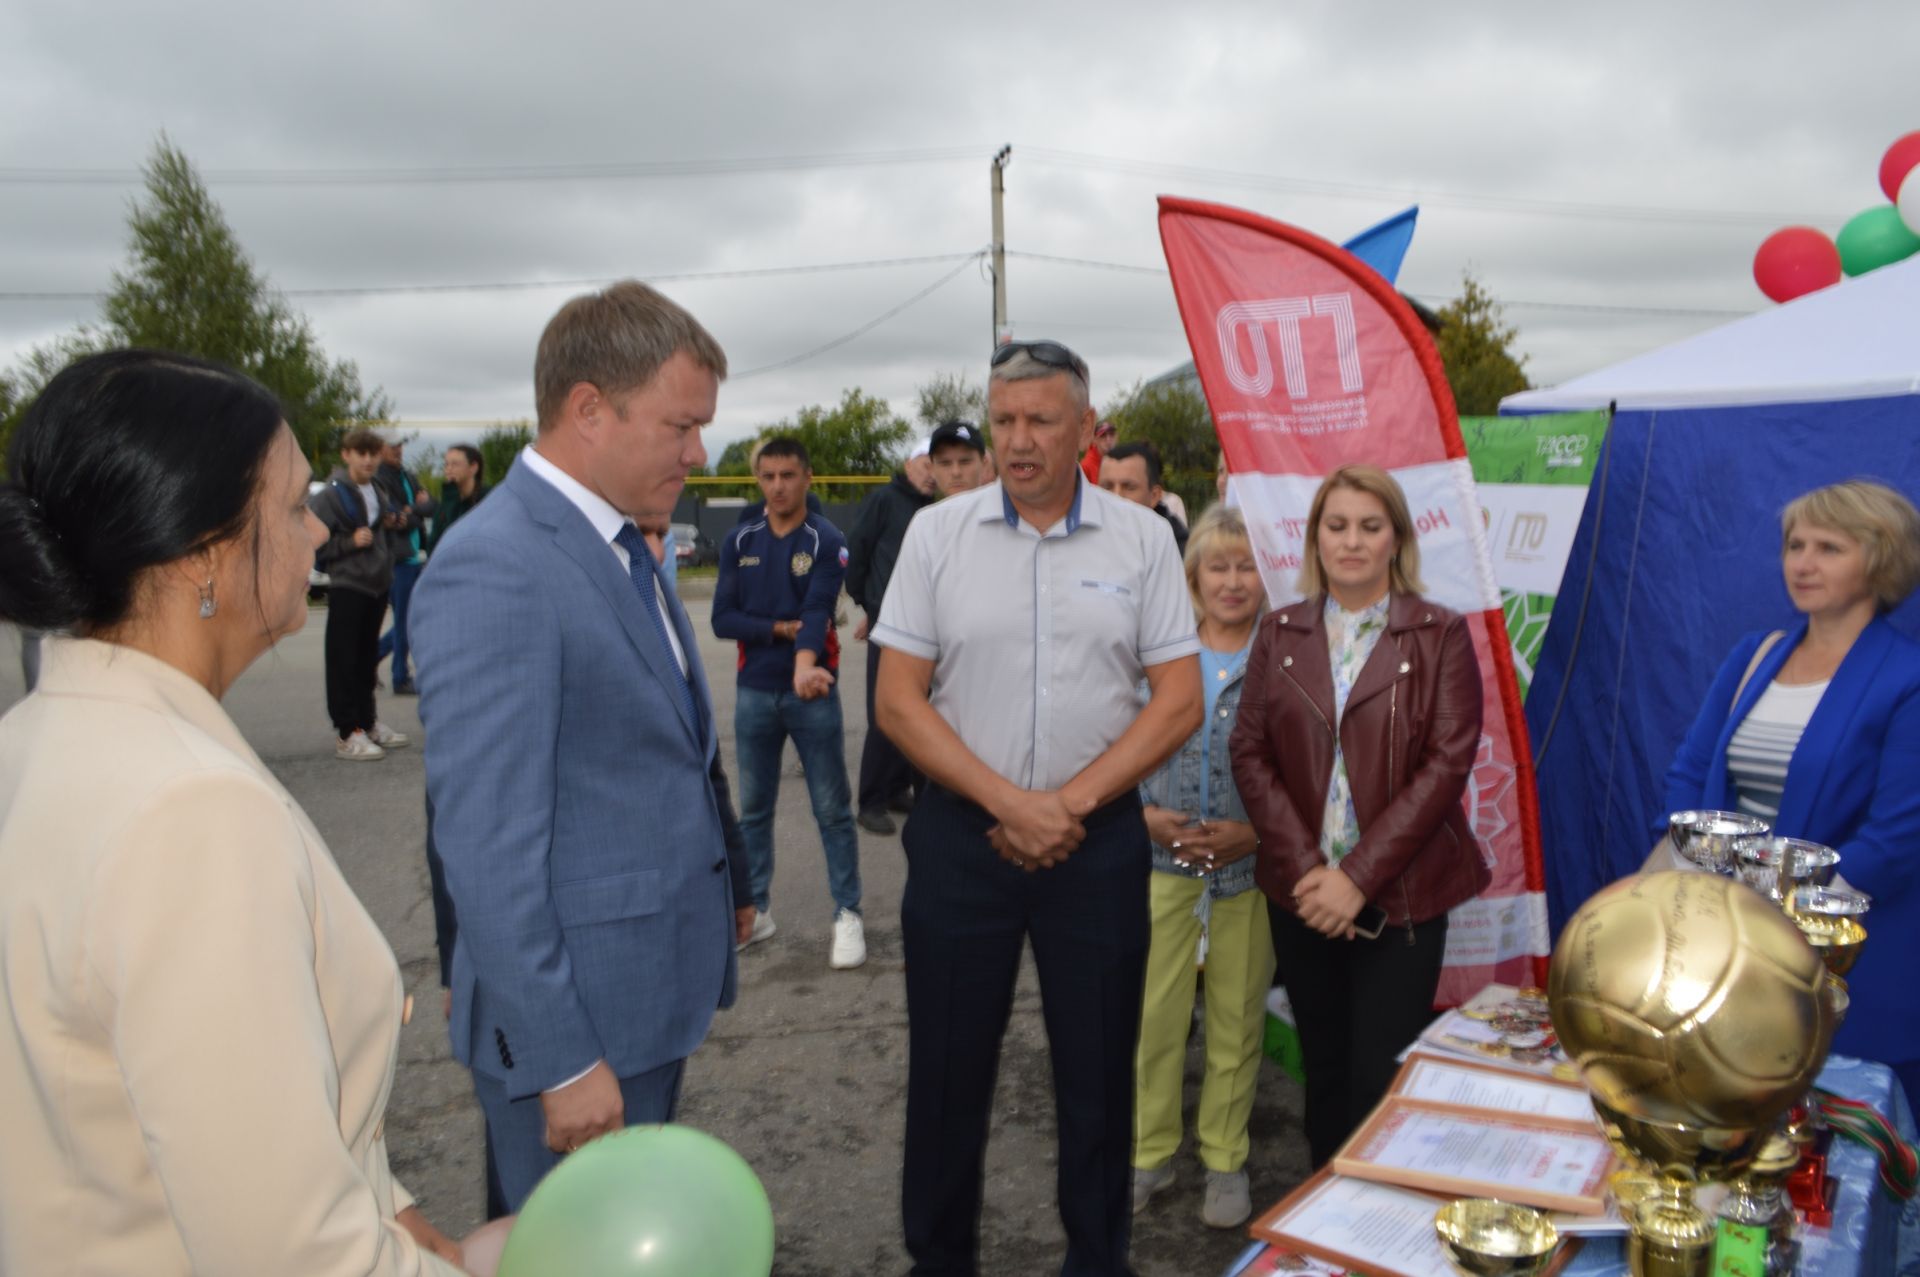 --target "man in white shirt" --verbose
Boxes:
[875,340,1203,1276]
